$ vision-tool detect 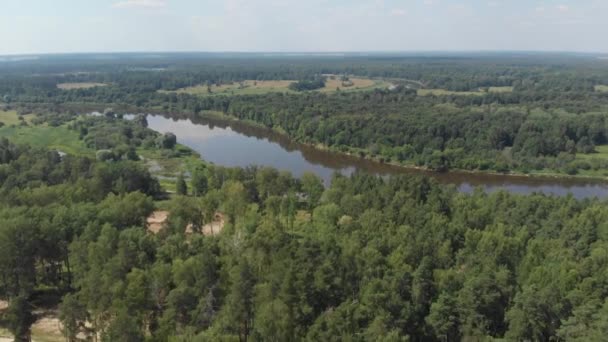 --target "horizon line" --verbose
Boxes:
[1,49,608,58]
